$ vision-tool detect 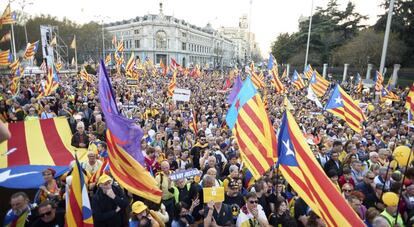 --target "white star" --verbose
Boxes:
[335,96,343,104]
[283,139,295,157]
